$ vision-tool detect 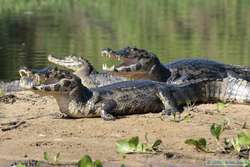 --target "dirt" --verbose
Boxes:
[0,91,250,167]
